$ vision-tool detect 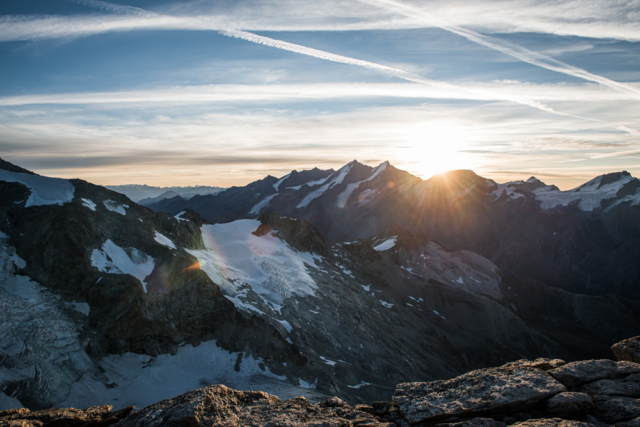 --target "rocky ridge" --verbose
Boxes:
[2,337,639,427]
